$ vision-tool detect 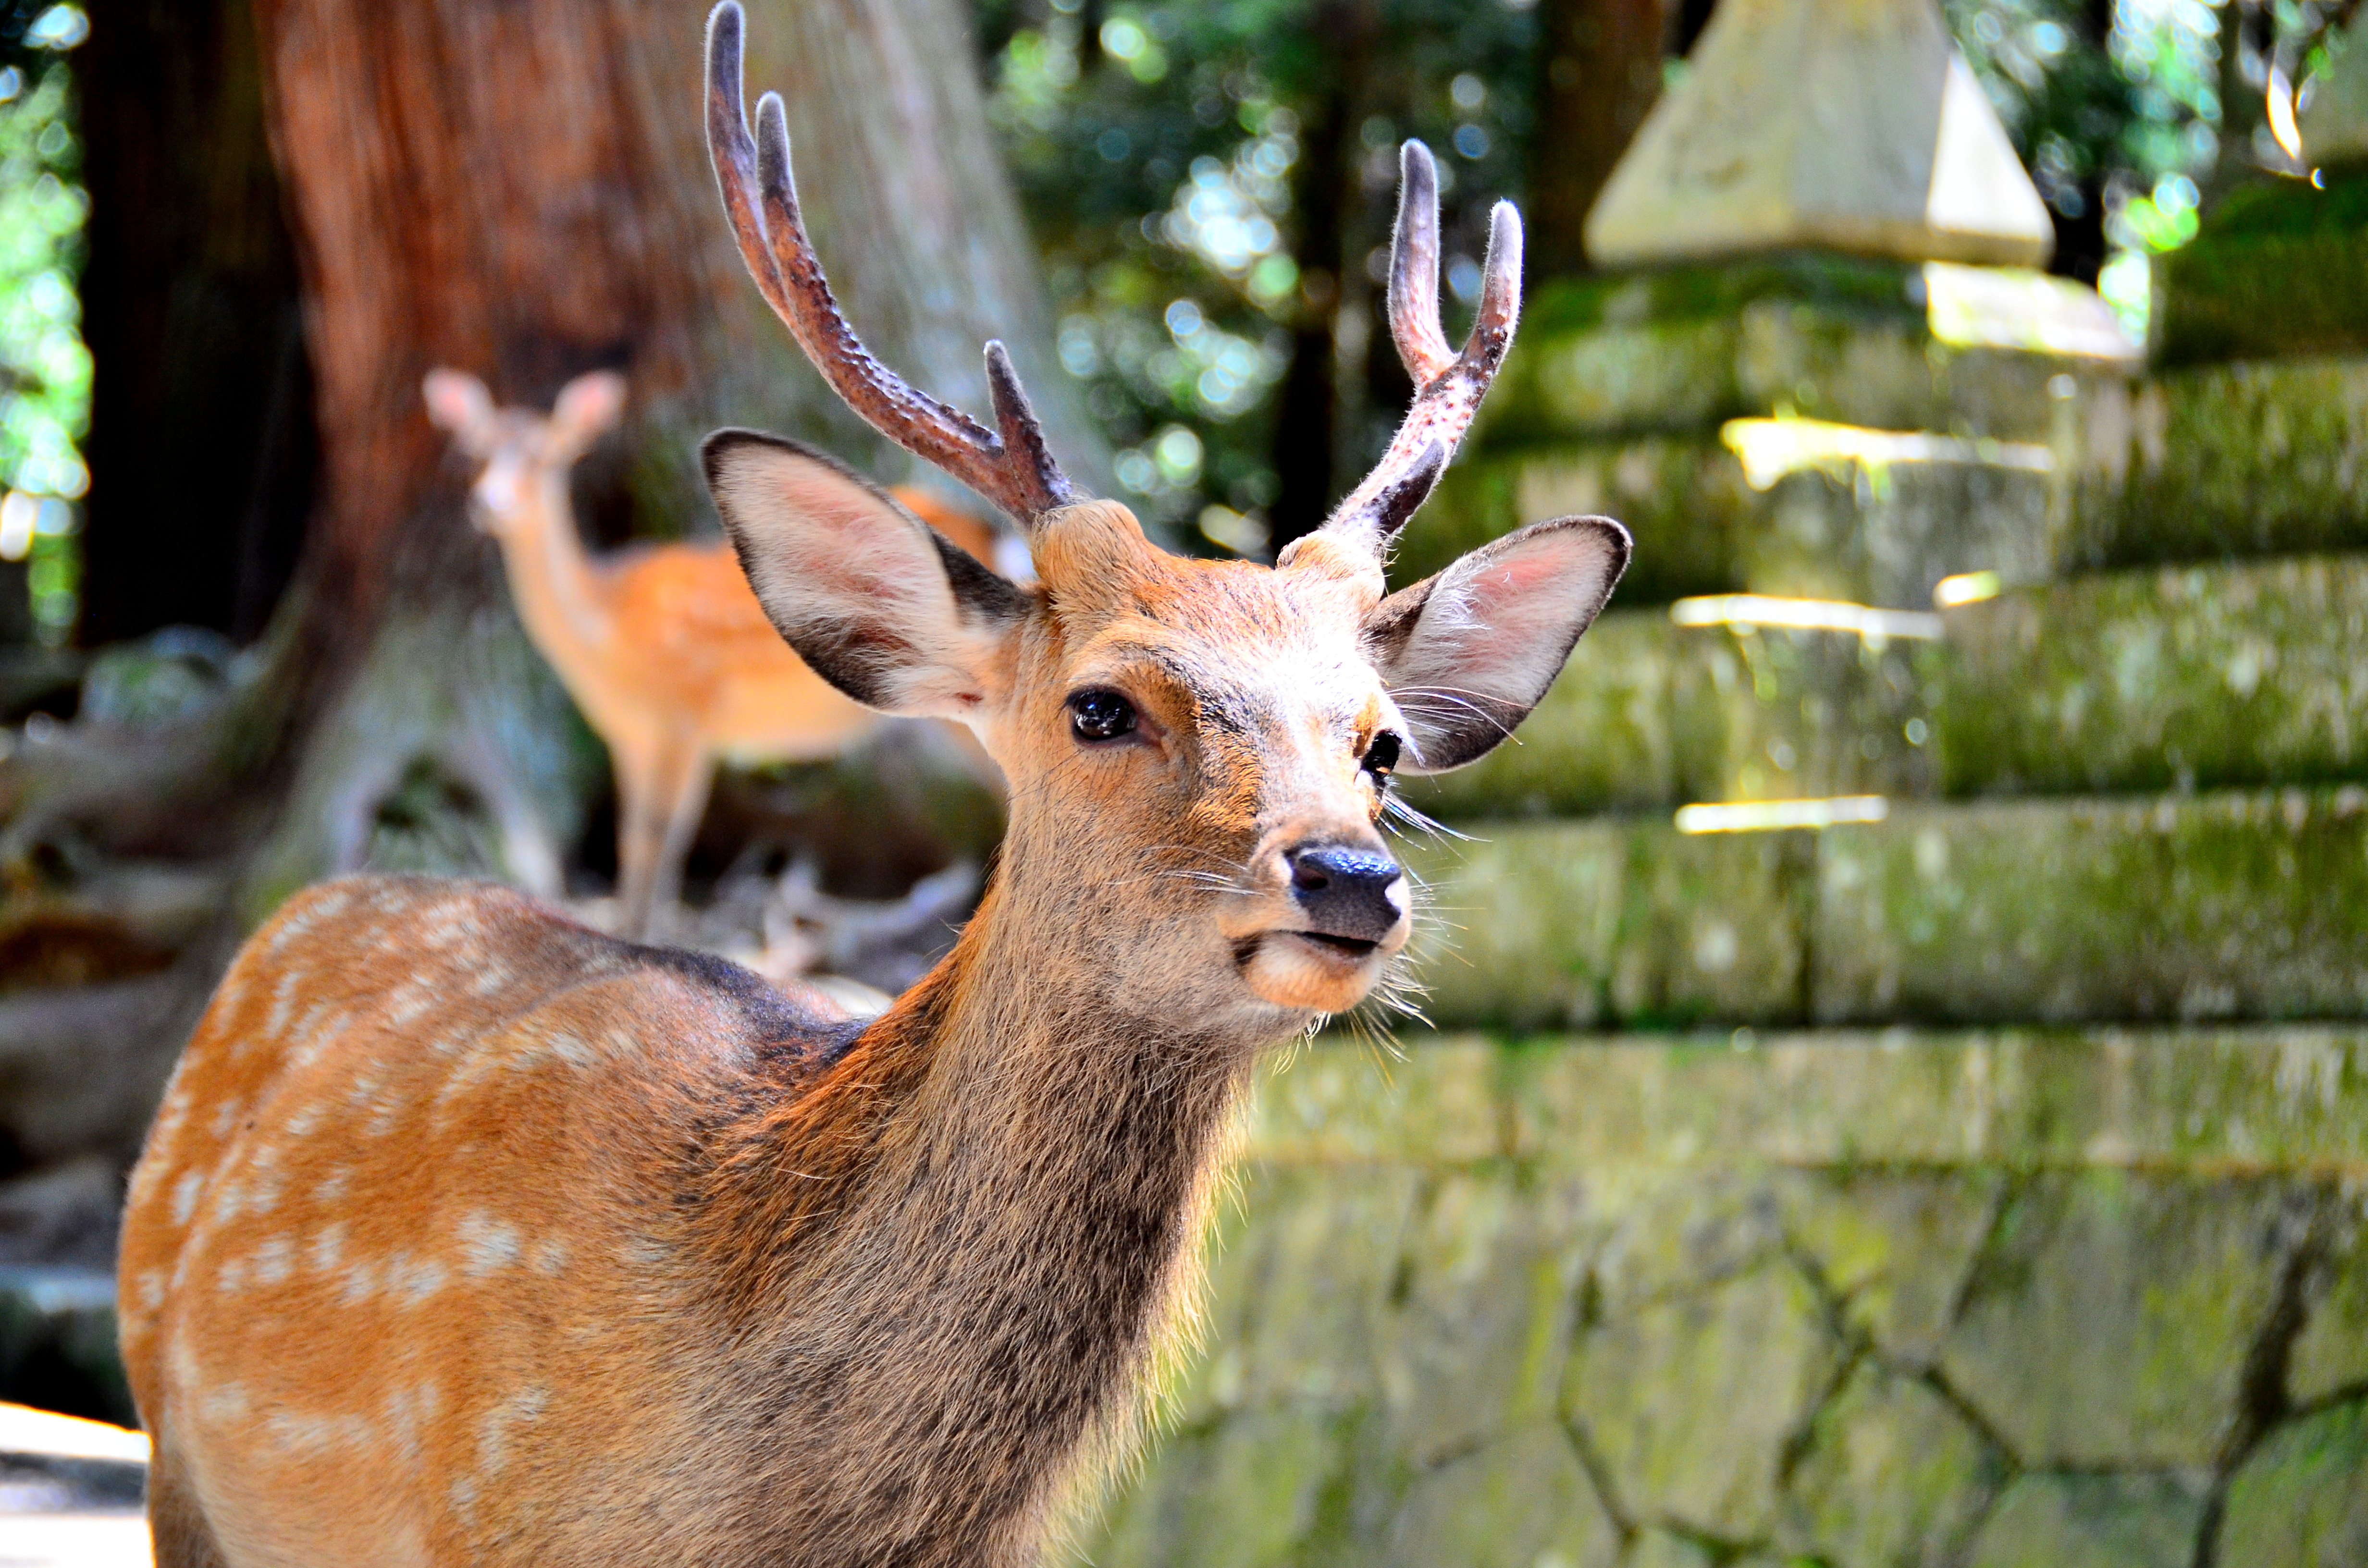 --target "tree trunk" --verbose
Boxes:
[1529,0,1677,277]
[77,0,315,647]
[1,0,1091,1202]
